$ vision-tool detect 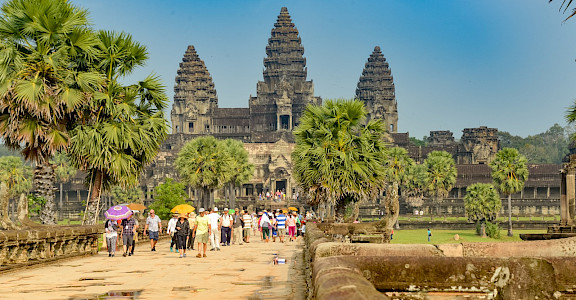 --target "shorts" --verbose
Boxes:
[278,228,286,237]
[196,232,209,244]
[122,234,134,246]
[243,228,251,237]
[149,231,159,240]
